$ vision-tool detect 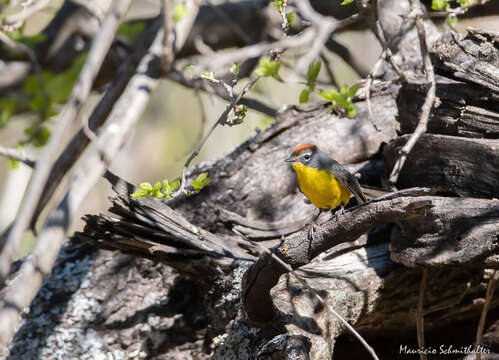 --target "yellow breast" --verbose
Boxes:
[292,162,352,209]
